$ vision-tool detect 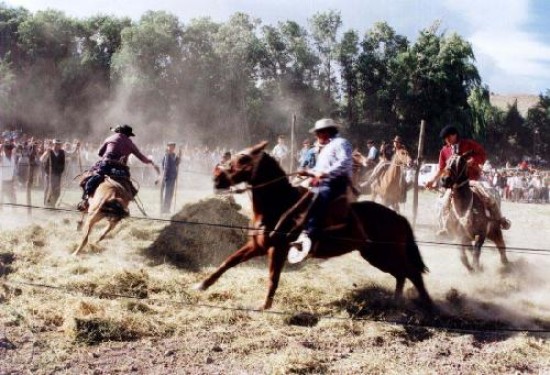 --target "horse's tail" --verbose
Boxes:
[404,218,429,273]
[100,198,129,219]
